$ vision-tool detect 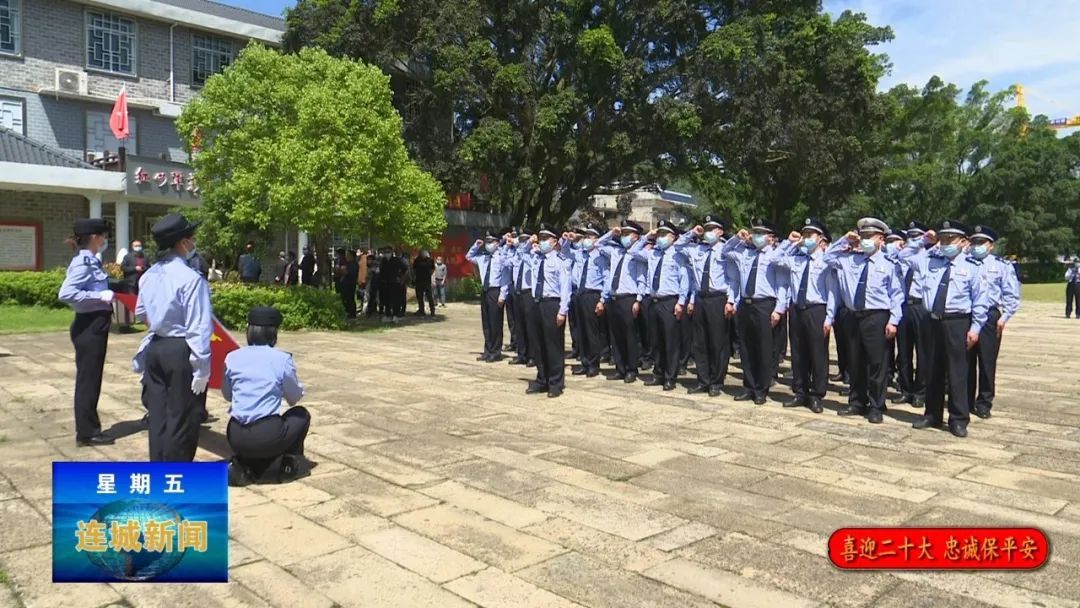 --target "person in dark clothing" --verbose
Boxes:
[365,252,382,316]
[332,248,347,293]
[283,252,298,287]
[413,251,437,315]
[340,250,360,319]
[238,241,261,283]
[299,247,316,286]
[398,251,411,317]
[378,248,406,322]
[120,240,148,294]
